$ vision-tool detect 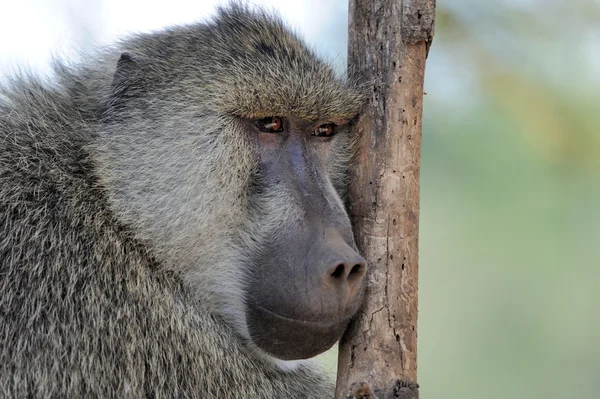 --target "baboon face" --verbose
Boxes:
[242,115,366,360]
[95,7,367,362]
